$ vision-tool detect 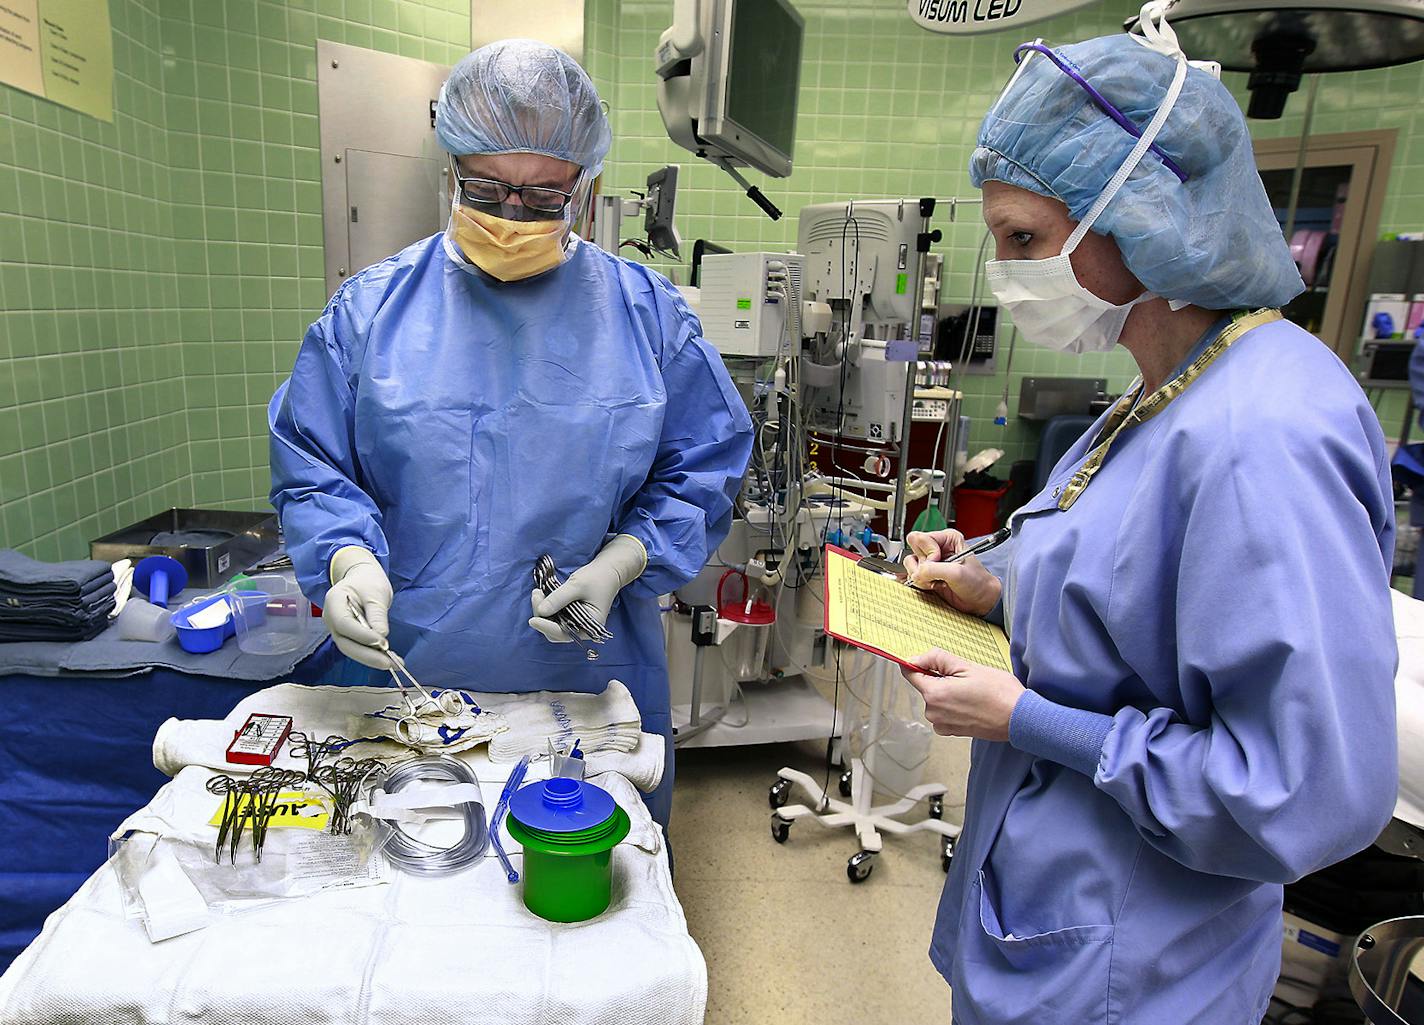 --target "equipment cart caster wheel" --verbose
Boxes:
[768,778,792,810]
[847,850,876,883]
[928,794,944,819]
[770,815,791,844]
[838,769,853,799]
[941,836,955,873]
